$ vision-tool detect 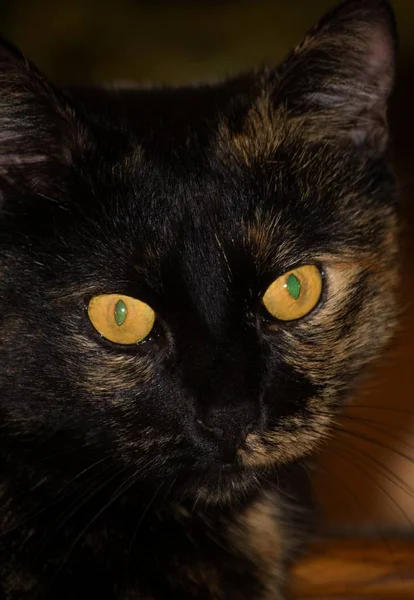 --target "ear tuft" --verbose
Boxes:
[276,0,397,153]
[0,37,82,192]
